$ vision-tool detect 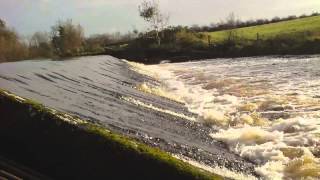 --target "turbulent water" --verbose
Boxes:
[138,56,320,179]
[1,55,320,179]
